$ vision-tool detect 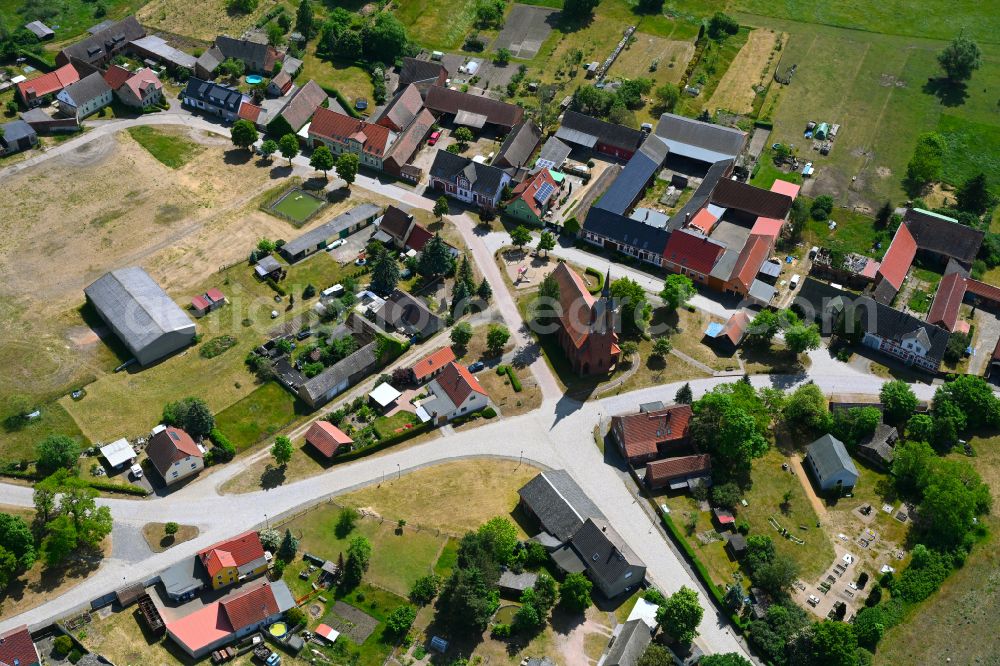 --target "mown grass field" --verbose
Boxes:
[126,126,204,169]
[394,0,479,51]
[1,401,87,465]
[750,18,1000,209]
[214,381,307,451]
[0,0,145,46]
